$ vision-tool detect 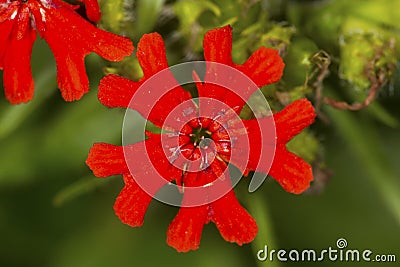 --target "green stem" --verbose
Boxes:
[326,106,400,224]
[0,66,56,140]
[249,192,281,267]
[53,175,114,207]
